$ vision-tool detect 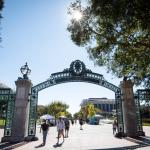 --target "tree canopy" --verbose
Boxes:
[0,0,4,16]
[47,101,69,118]
[0,0,4,42]
[37,101,71,119]
[67,0,150,87]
